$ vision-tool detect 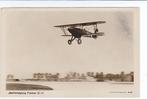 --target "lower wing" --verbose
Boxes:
[83,32,104,38]
[61,35,72,36]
